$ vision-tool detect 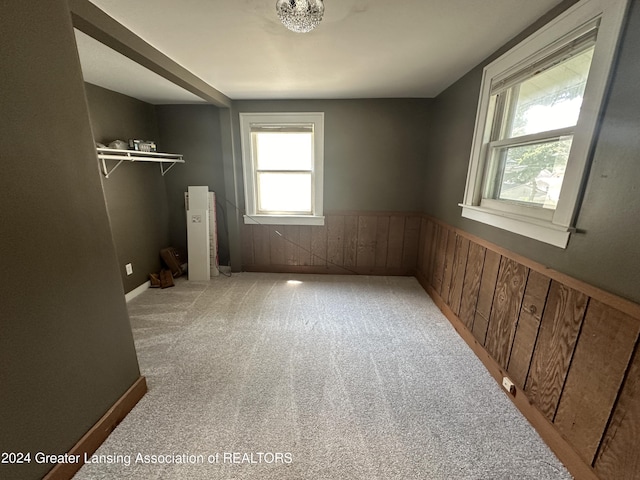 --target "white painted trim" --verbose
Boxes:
[552,0,629,227]
[480,198,554,222]
[461,205,571,248]
[125,280,150,302]
[239,112,324,222]
[243,214,325,226]
[488,126,575,150]
[462,0,629,242]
